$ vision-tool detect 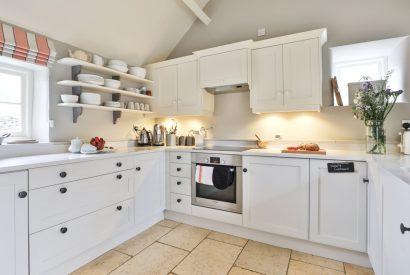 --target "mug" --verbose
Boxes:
[140,103,145,111]
[119,102,126,109]
[92,54,104,66]
[144,103,150,111]
[134,102,140,110]
[127,102,135,109]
